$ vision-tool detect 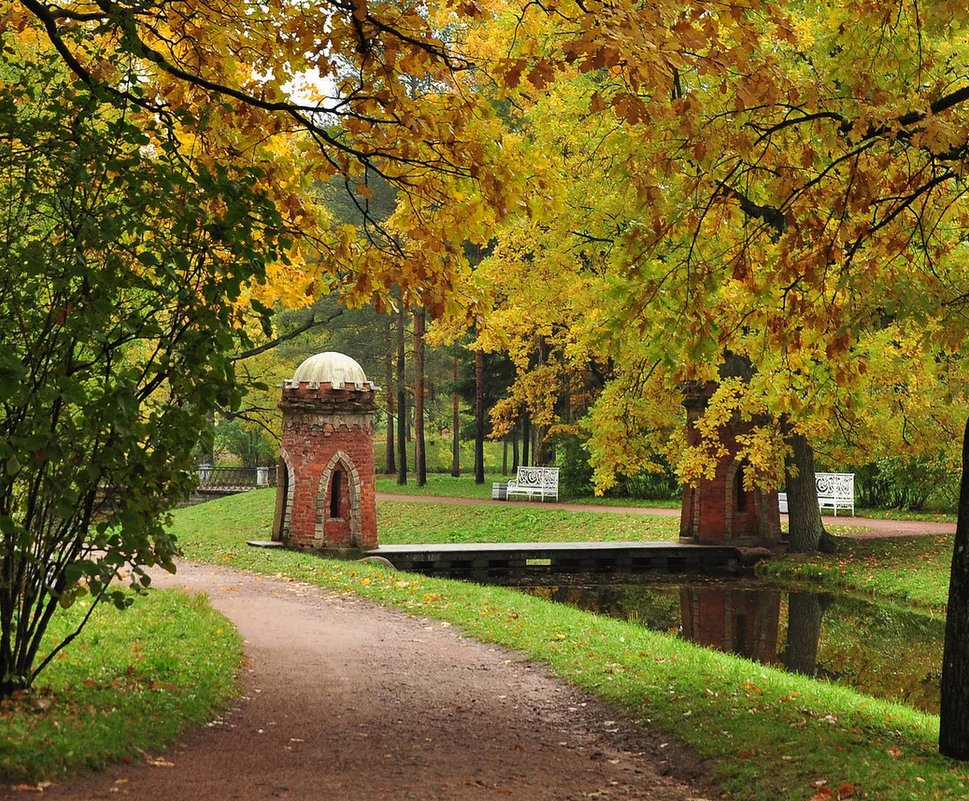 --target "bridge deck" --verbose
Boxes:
[366,541,744,578]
